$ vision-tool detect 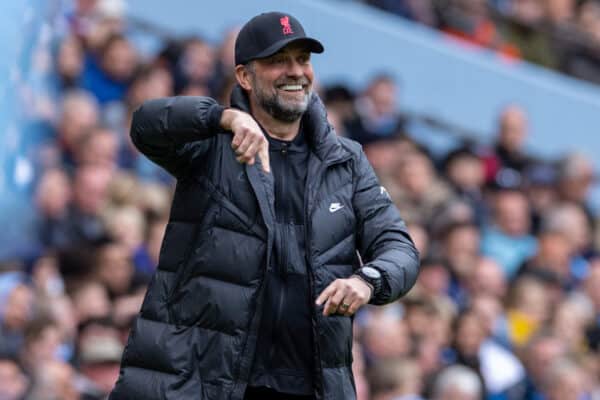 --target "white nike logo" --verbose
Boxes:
[329,202,344,213]
[380,186,391,199]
